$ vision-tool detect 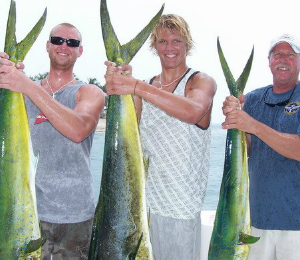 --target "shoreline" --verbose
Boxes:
[96,120,222,132]
[96,118,106,132]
